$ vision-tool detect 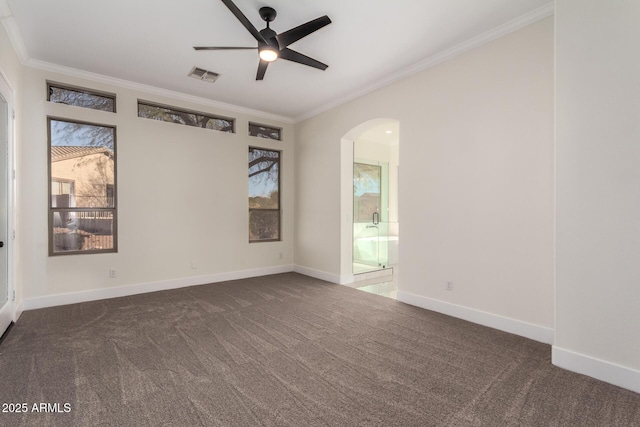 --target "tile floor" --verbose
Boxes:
[349,266,398,300]
[356,280,397,299]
